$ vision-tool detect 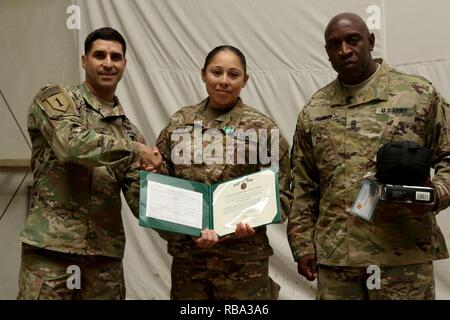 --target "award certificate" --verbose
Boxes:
[139,167,281,236]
